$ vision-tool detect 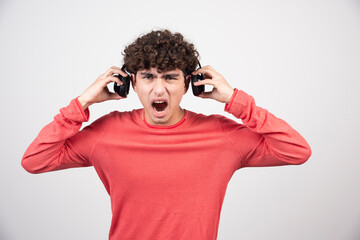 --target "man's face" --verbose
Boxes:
[132,68,189,126]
